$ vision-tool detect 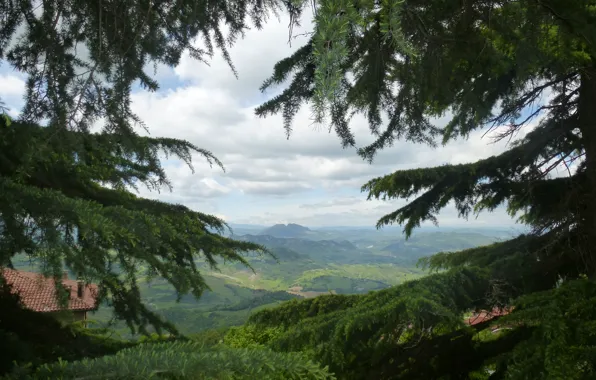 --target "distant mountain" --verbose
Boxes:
[267,246,308,262]
[233,234,382,264]
[231,229,508,266]
[221,223,268,237]
[258,223,311,238]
